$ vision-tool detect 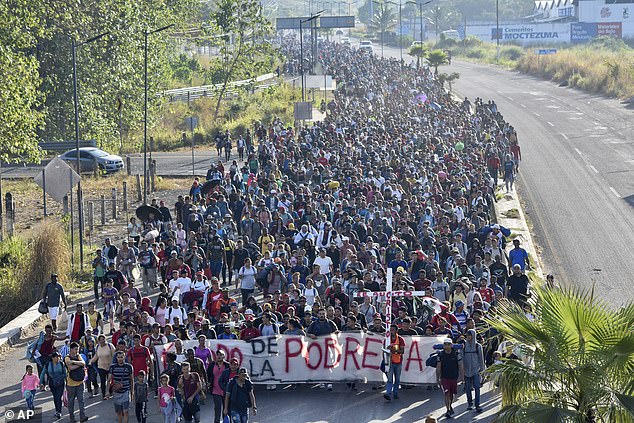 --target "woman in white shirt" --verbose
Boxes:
[175,223,187,250]
[238,258,257,307]
[302,278,320,306]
